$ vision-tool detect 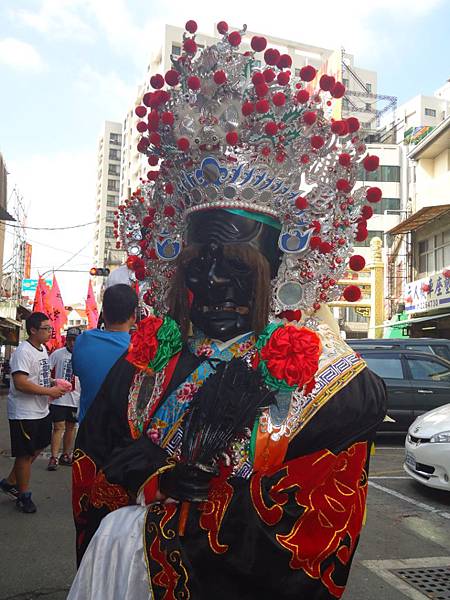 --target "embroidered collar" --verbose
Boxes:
[188,330,256,360]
